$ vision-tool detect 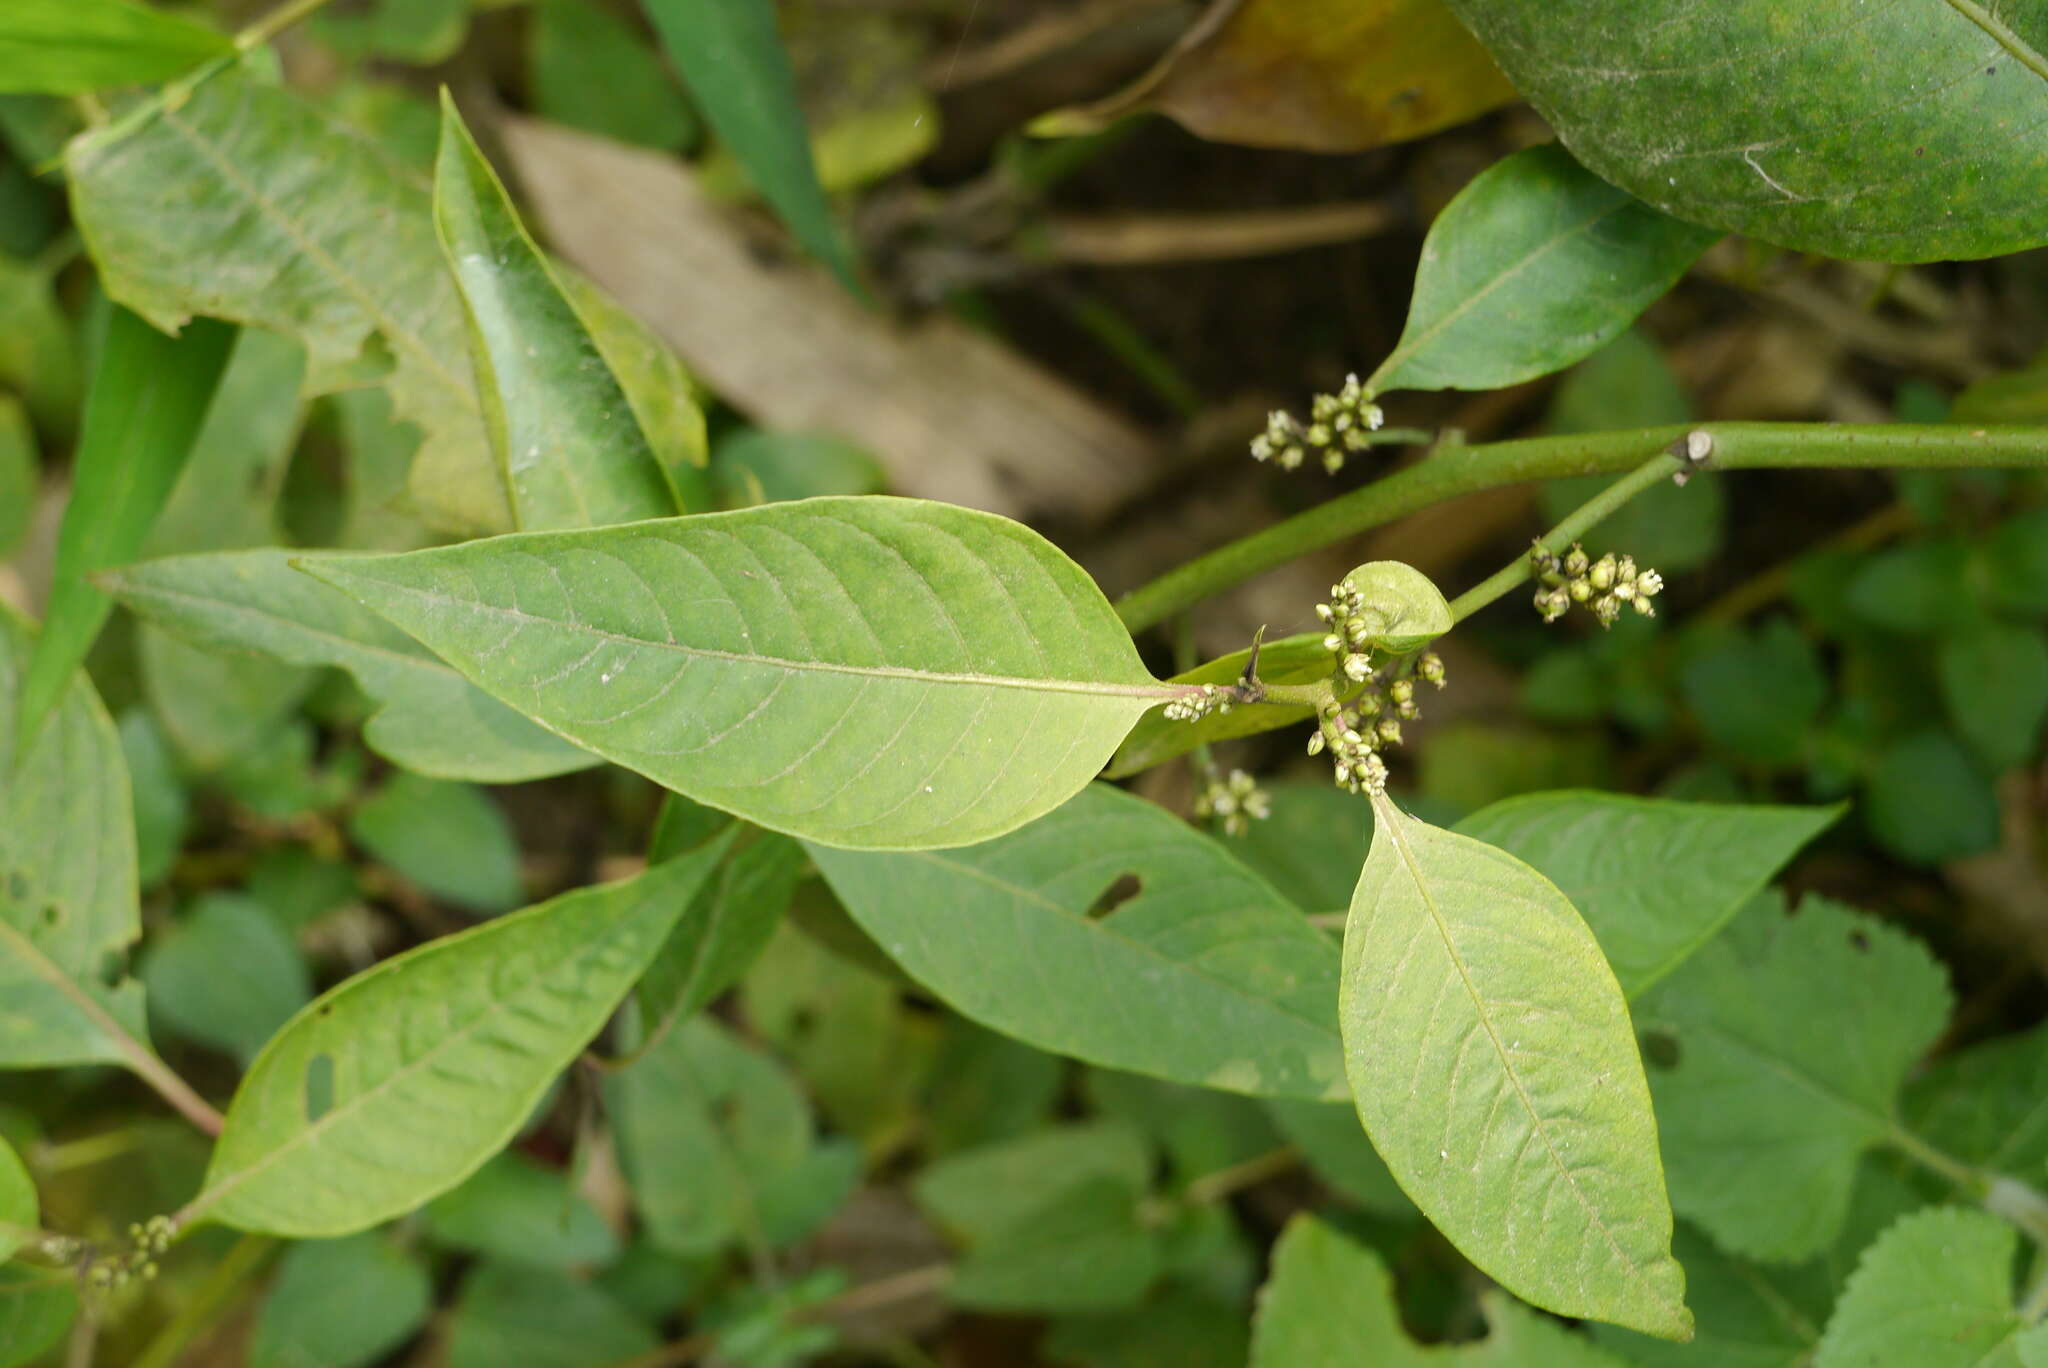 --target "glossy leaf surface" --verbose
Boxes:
[1343,793,1689,1338]
[307,498,1168,849]
[810,783,1345,1099]
[191,854,718,1237]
